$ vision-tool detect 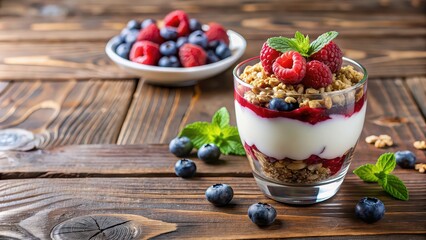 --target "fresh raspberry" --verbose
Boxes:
[310,41,343,73]
[205,22,229,45]
[272,51,306,84]
[137,24,163,44]
[179,43,207,67]
[164,10,190,37]
[260,42,281,75]
[129,41,161,65]
[301,60,333,89]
